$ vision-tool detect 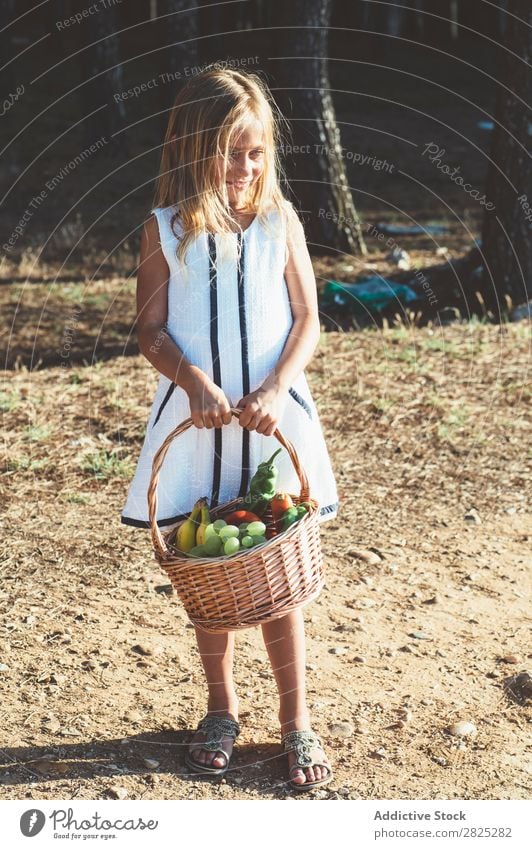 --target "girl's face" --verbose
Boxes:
[221,120,265,209]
